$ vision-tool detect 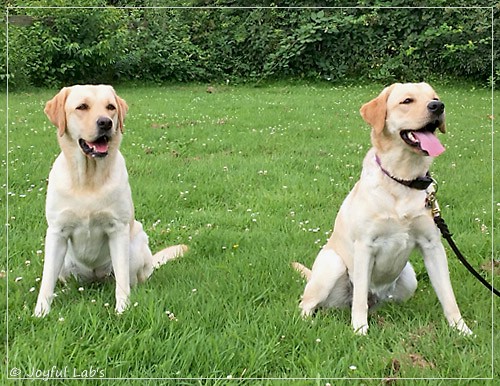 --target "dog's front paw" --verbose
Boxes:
[452,319,473,336]
[353,324,368,335]
[34,298,51,317]
[299,301,315,319]
[115,297,130,315]
[352,315,368,335]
